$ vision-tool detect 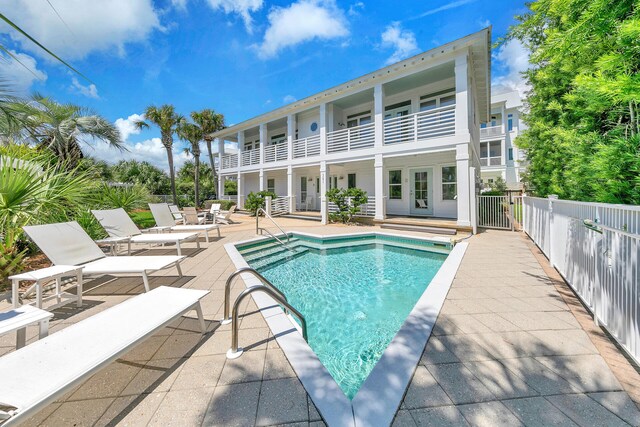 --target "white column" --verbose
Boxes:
[320,161,329,224]
[287,165,295,213]
[469,166,477,234]
[374,154,385,220]
[374,84,385,148]
[237,130,245,168]
[259,123,267,164]
[287,114,296,161]
[217,138,224,198]
[259,169,265,191]
[319,104,327,155]
[456,144,471,227]
[237,172,245,209]
[454,53,470,137]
